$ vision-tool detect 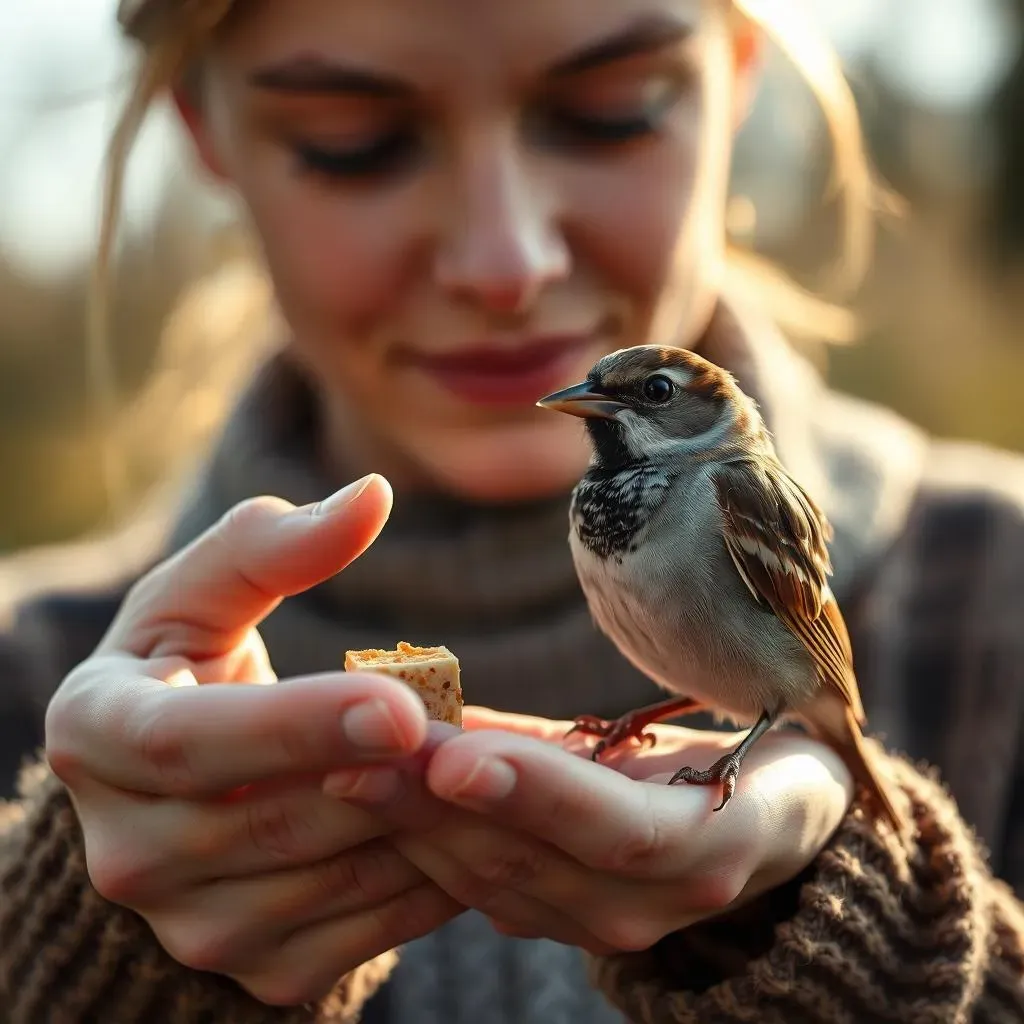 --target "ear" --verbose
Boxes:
[728,9,764,131]
[172,84,231,182]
